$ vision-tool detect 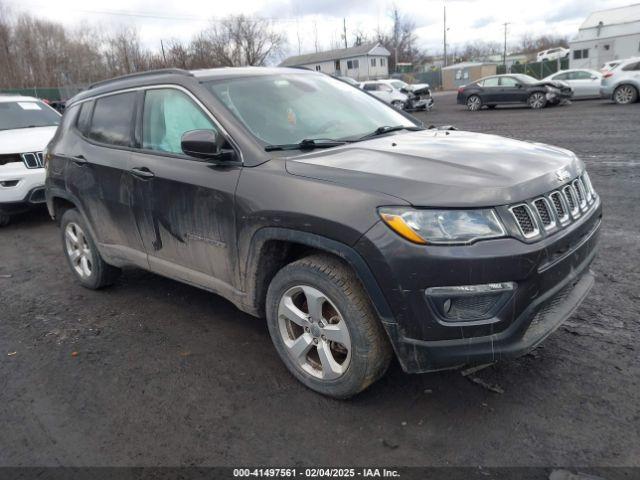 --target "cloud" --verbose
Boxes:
[544,0,601,23]
[471,16,494,29]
